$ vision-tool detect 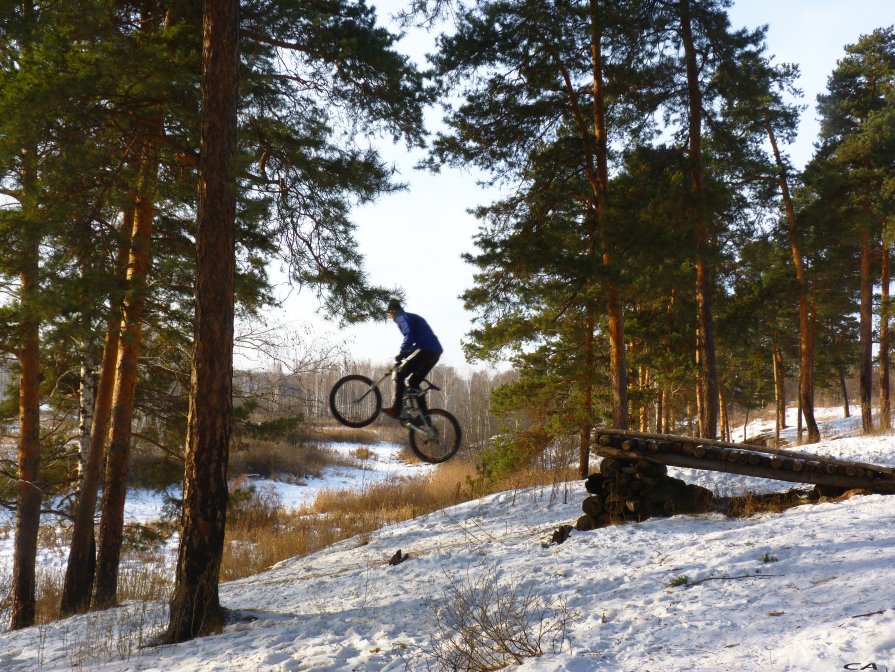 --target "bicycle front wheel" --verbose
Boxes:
[408,408,461,463]
[329,375,382,428]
